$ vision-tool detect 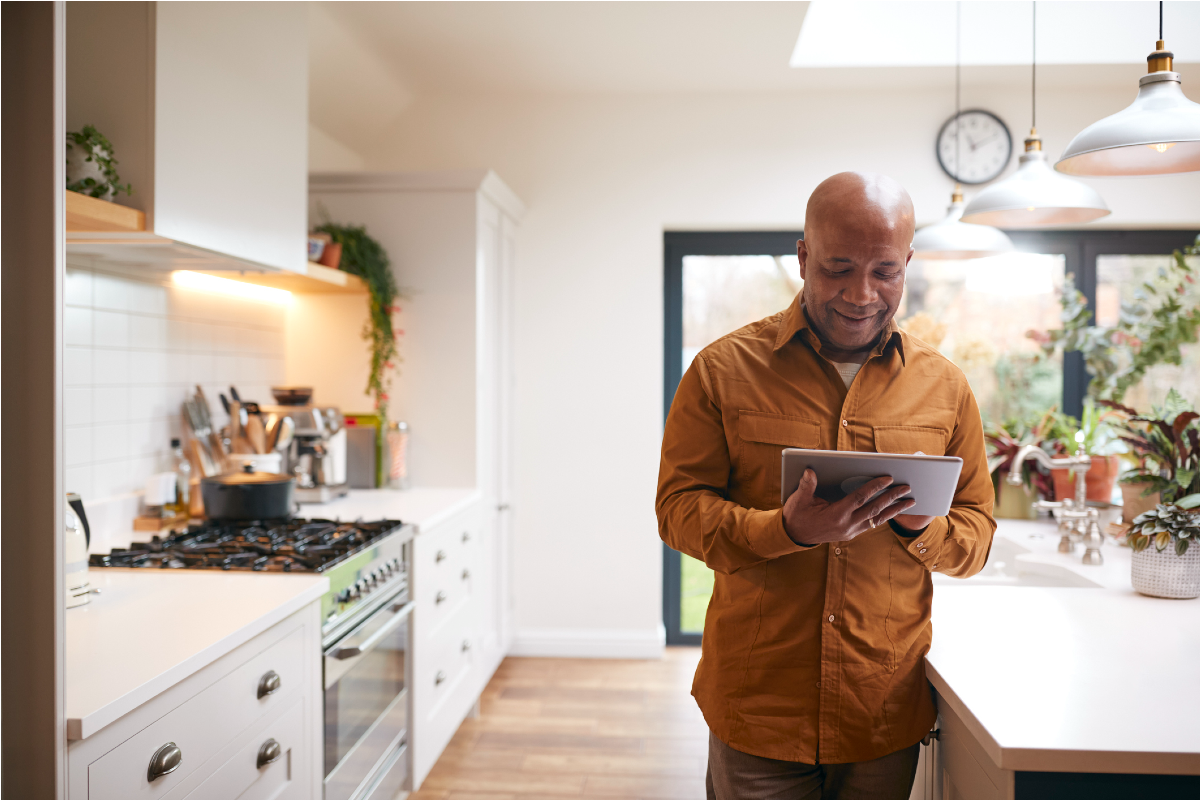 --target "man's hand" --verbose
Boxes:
[782,469,916,546]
